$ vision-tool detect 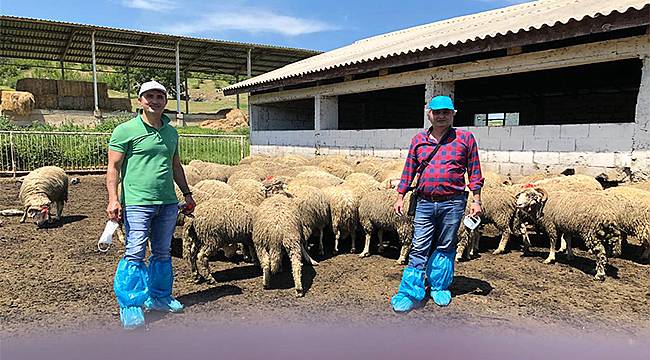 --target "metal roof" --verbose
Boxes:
[225,0,650,94]
[0,15,320,77]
